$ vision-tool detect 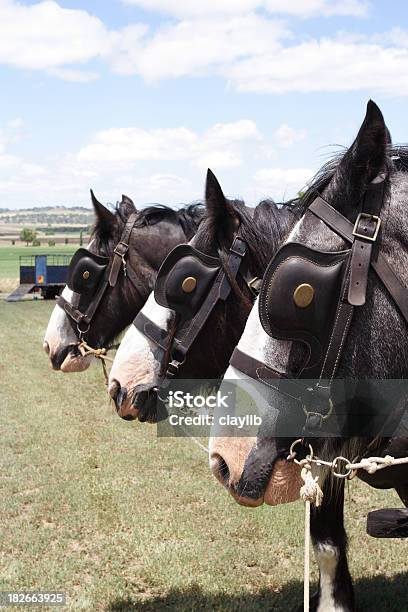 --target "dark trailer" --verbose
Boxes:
[7,254,71,301]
